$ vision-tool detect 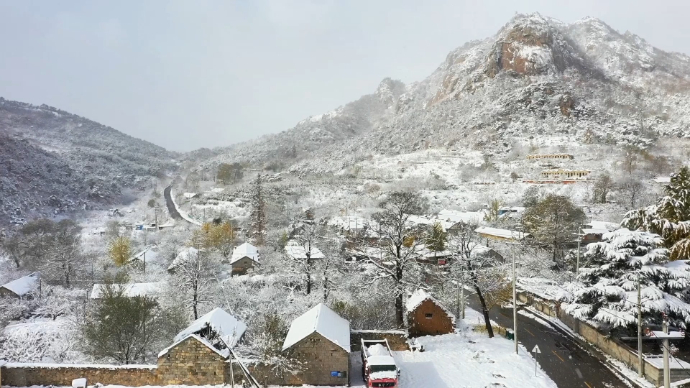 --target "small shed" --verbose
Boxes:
[282,303,350,386]
[230,242,260,275]
[0,272,40,299]
[406,289,455,337]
